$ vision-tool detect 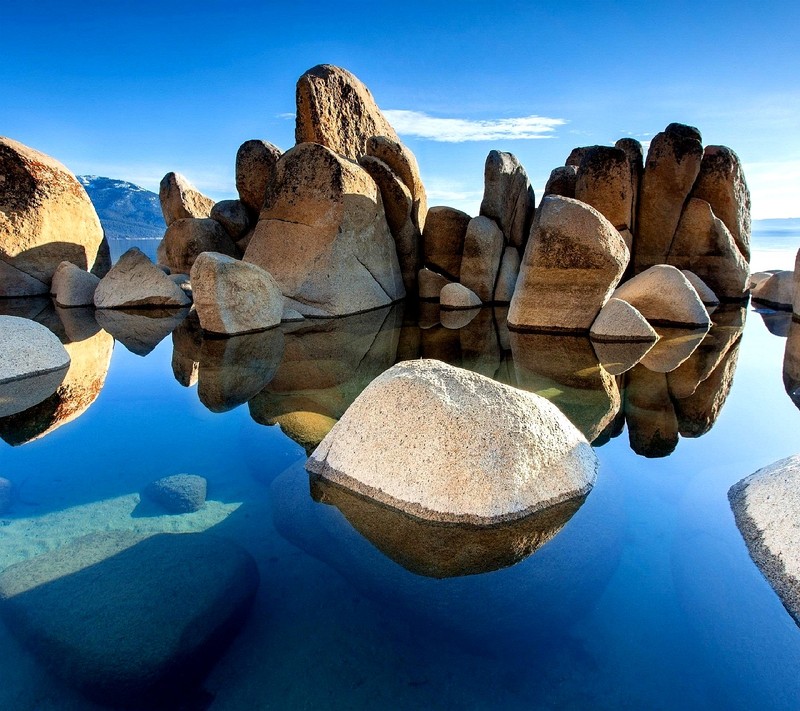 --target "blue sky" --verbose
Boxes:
[2,1,798,219]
